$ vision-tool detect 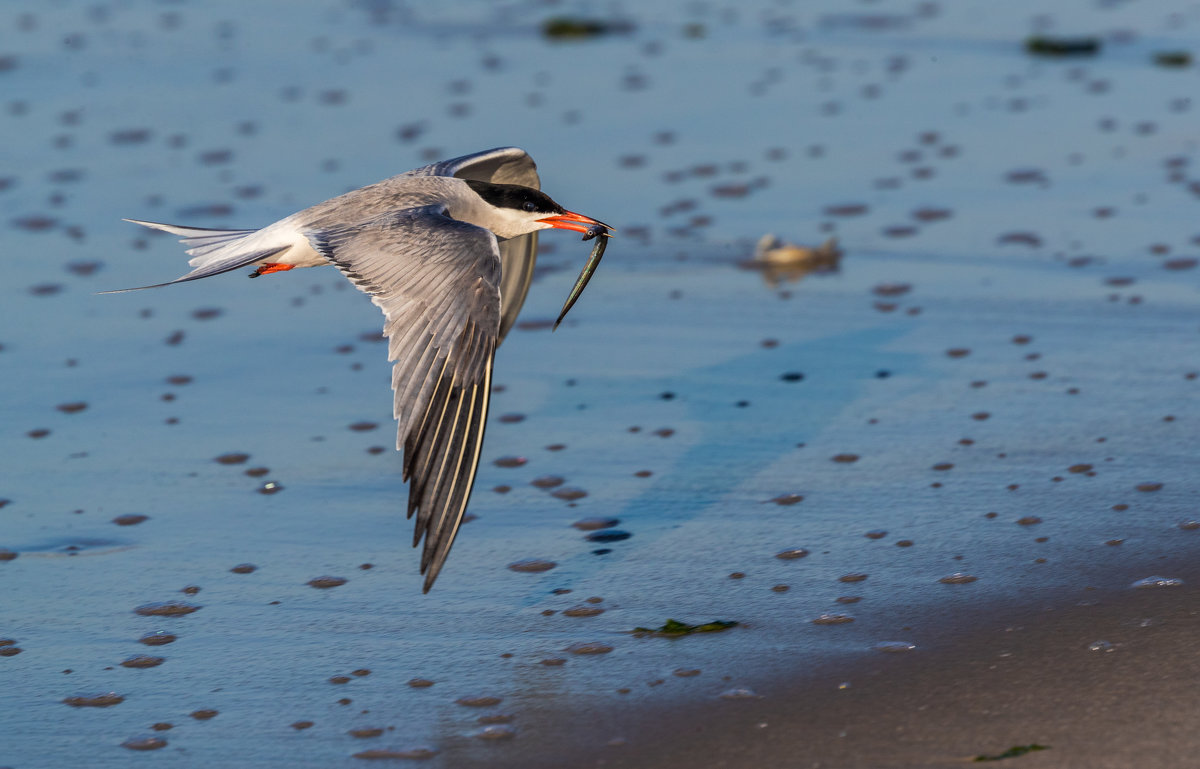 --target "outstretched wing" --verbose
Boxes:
[406,147,540,345]
[312,205,502,592]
